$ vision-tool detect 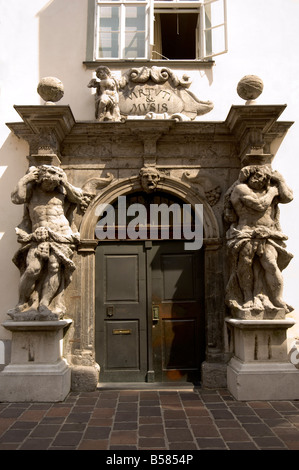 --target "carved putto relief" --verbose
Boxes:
[224,165,293,319]
[88,66,213,122]
[88,66,121,122]
[8,165,92,321]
